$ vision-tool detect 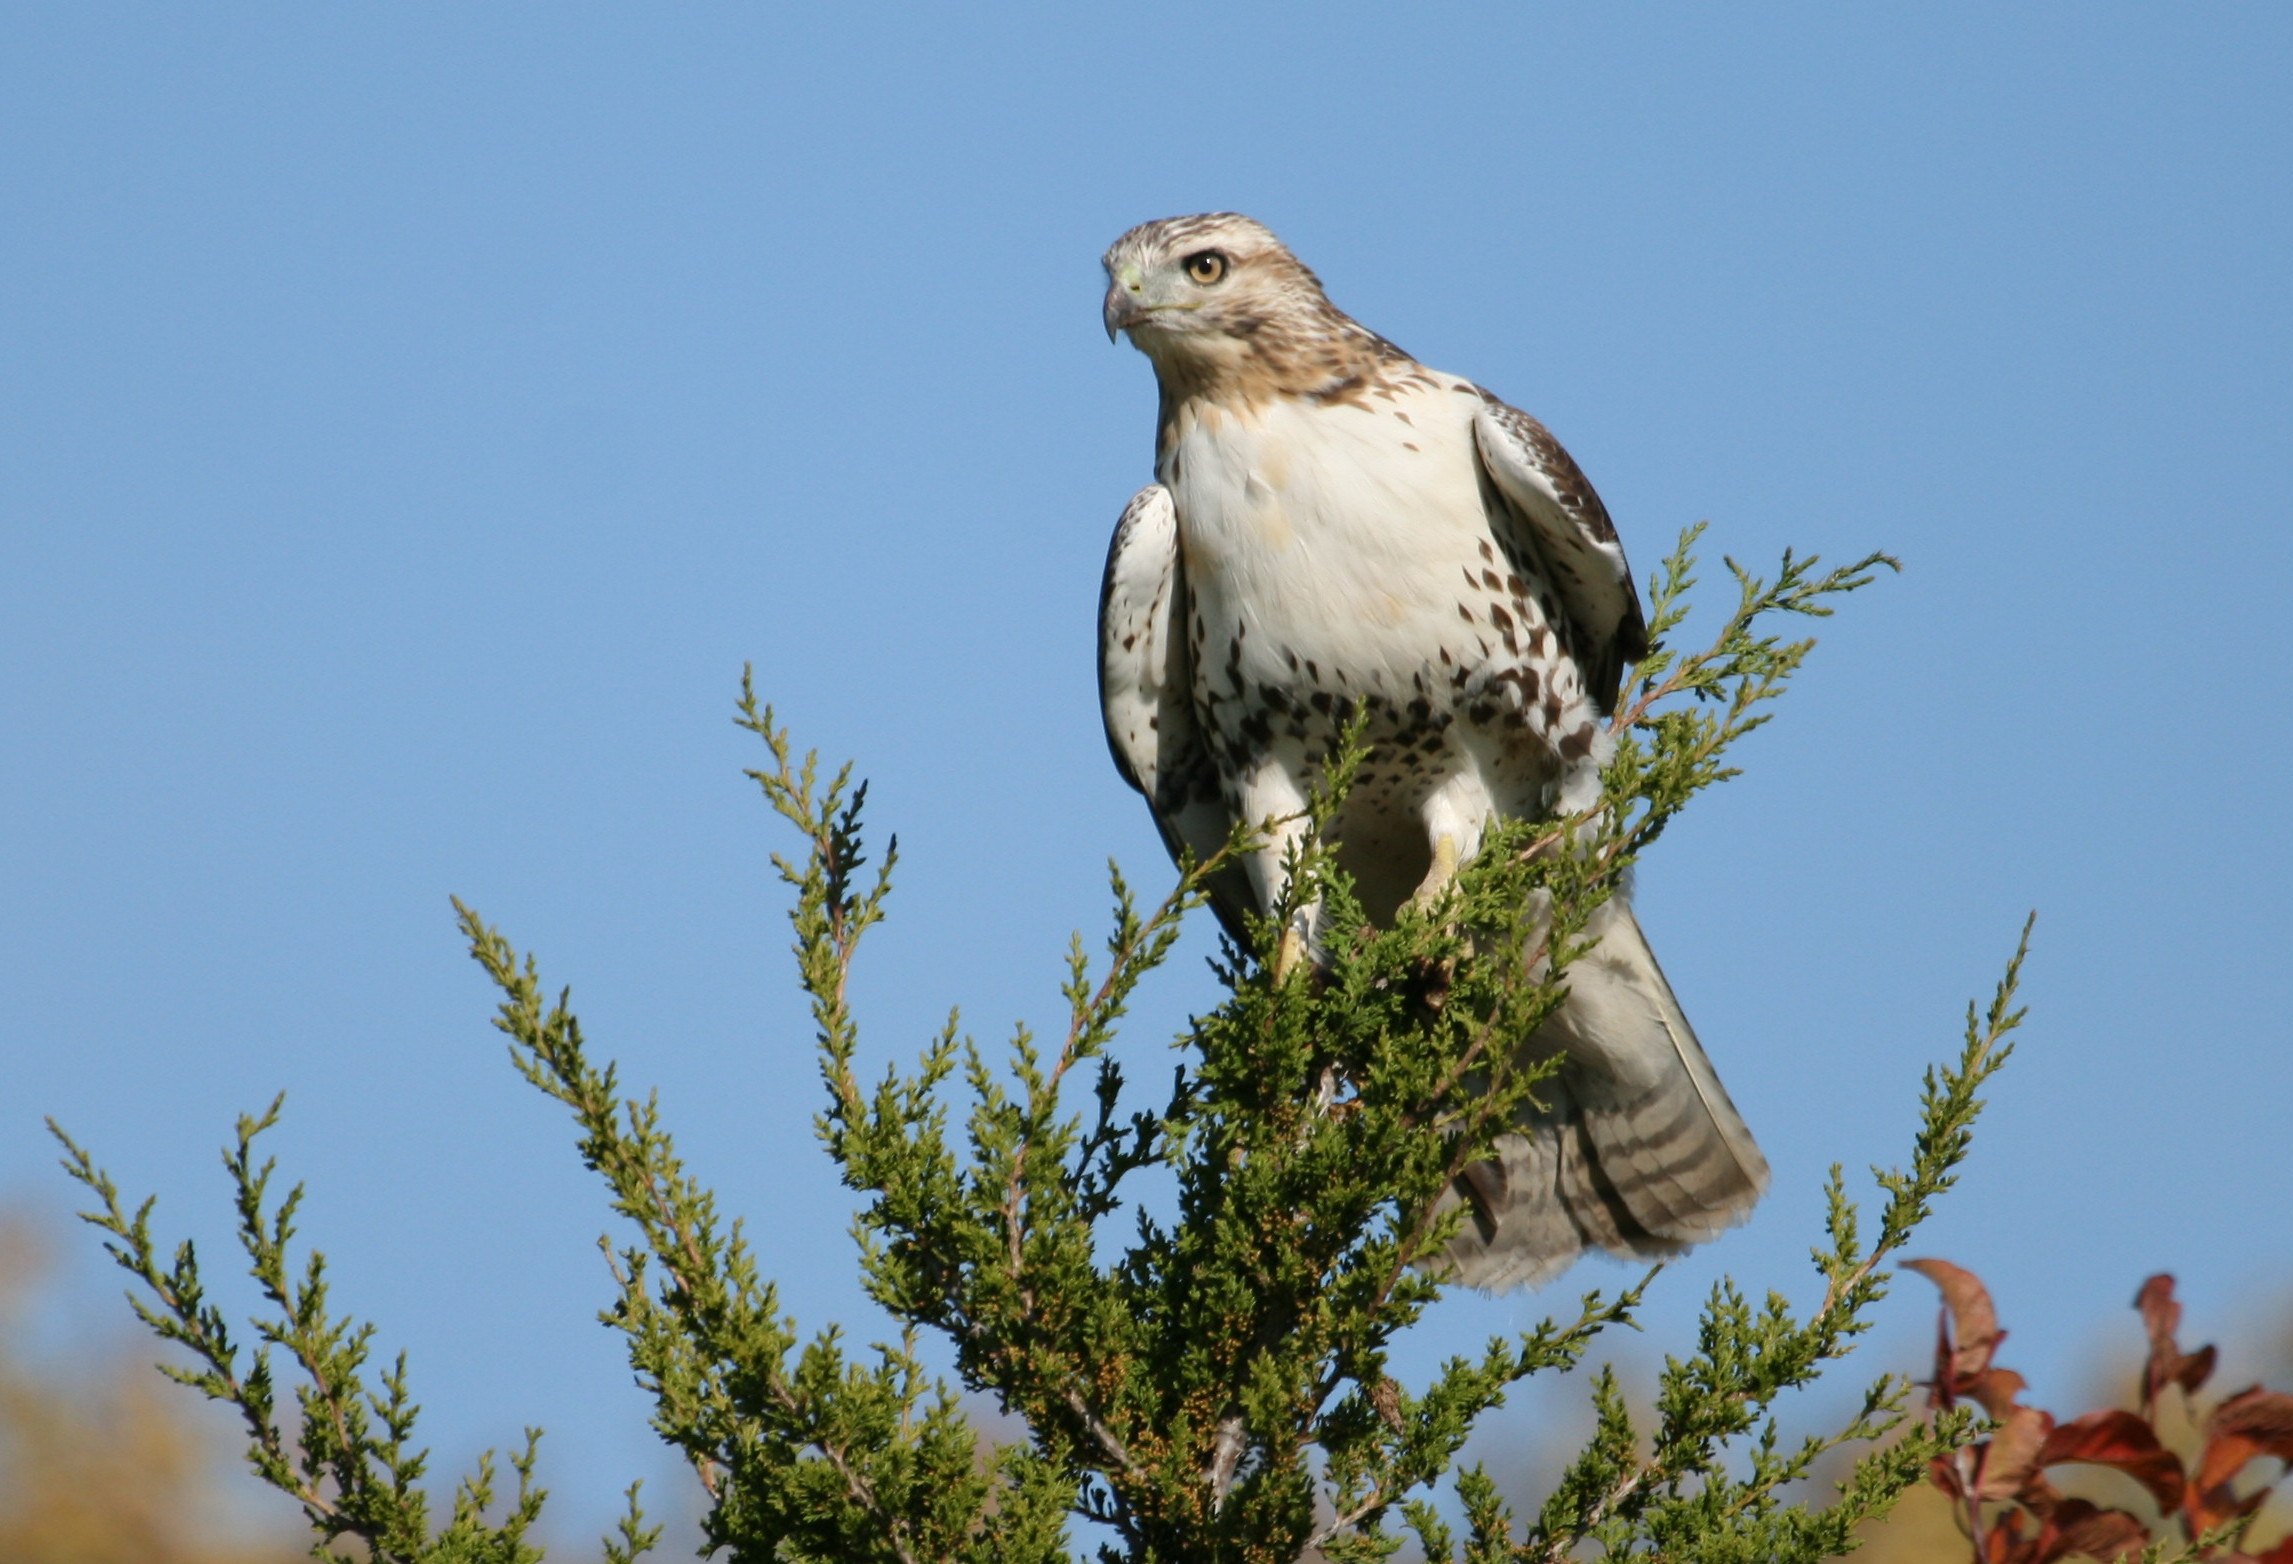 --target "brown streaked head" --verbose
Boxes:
[1102,213,1402,399]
